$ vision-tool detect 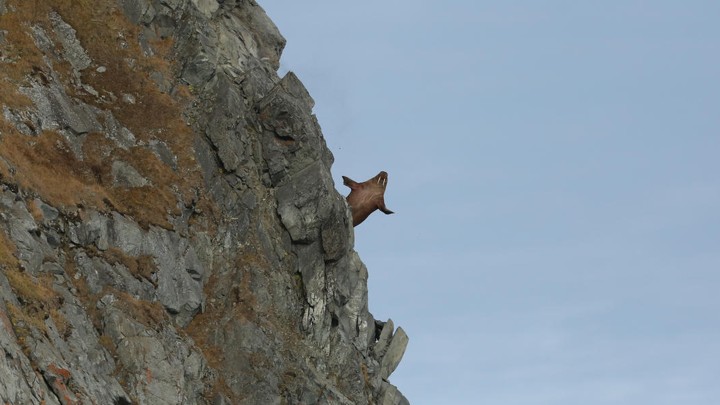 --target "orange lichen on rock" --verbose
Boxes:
[45,363,79,405]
